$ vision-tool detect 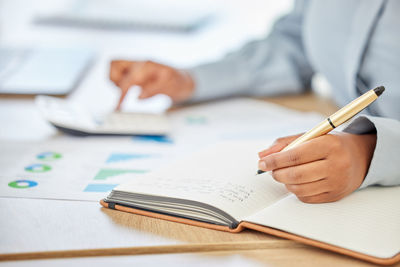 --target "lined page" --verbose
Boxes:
[114,141,289,221]
[244,186,400,259]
